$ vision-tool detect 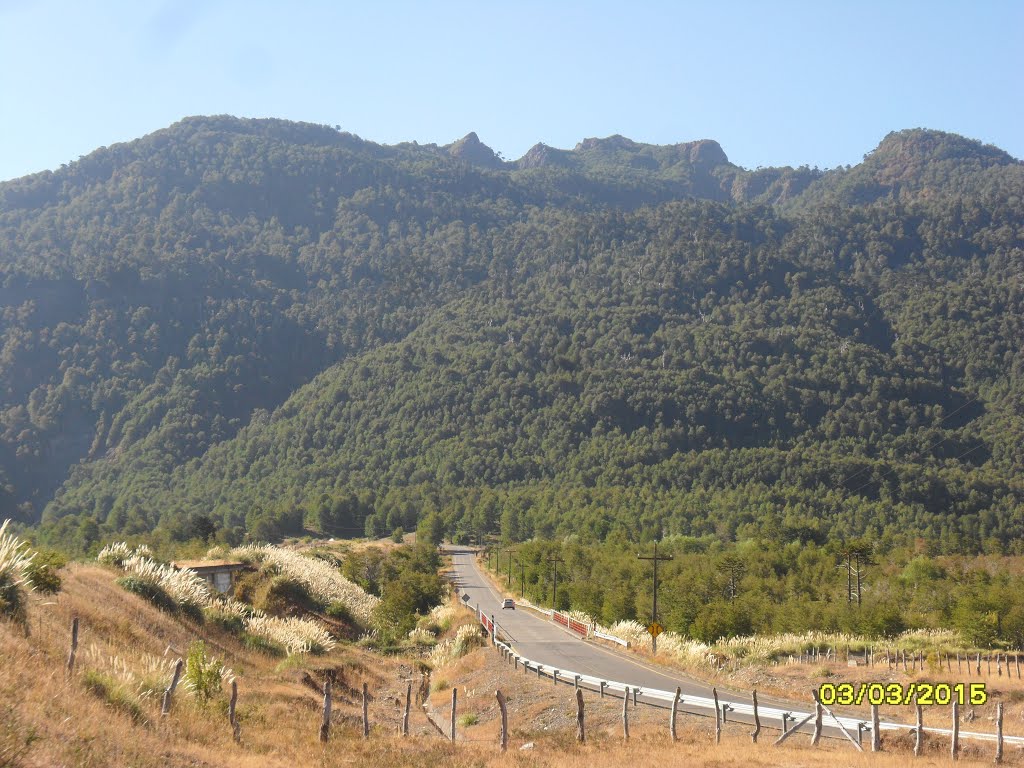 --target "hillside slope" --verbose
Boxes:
[0,117,1021,553]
